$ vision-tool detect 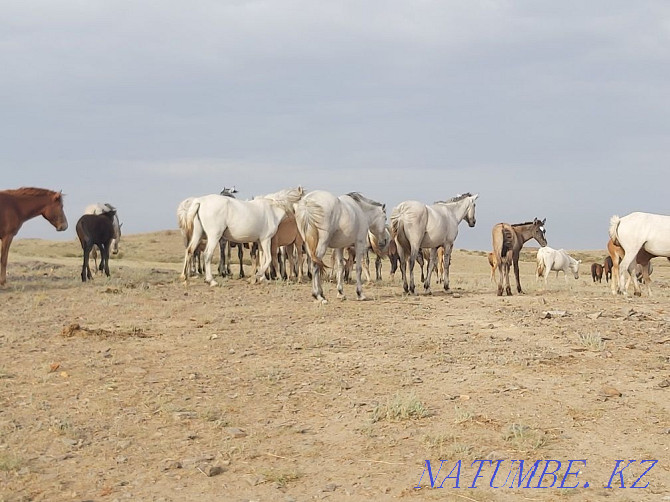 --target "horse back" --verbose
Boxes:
[76,214,115,246]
